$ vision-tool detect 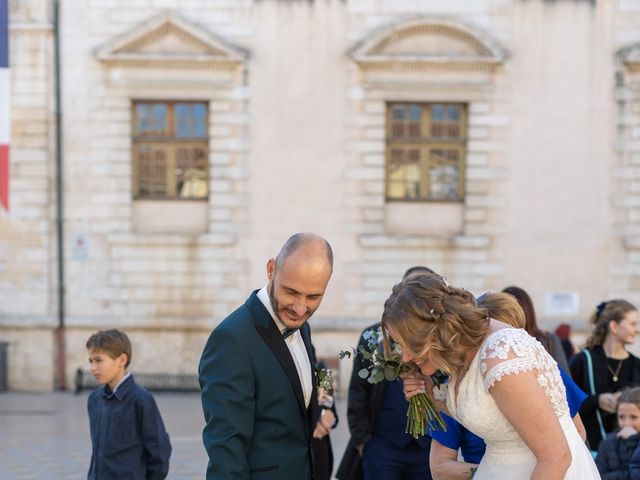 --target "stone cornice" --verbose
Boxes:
[9,22,54,33]
[617,44,640,73]
[98,55,243,70]
[351,16,506,72]
[356,56,503,72]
